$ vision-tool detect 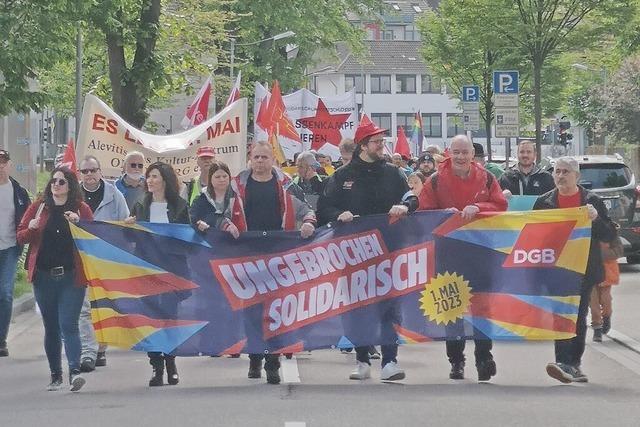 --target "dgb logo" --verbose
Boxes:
[511,249,556,265]
[503,221,575,268]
